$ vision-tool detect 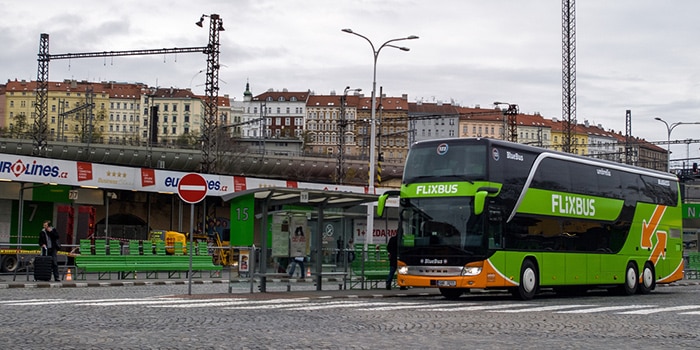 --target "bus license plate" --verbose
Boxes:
[437,280,456,287]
